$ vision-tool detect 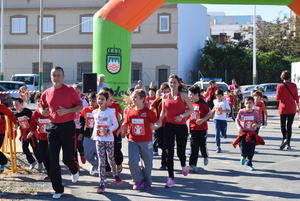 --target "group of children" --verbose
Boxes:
[0,76,269,196]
